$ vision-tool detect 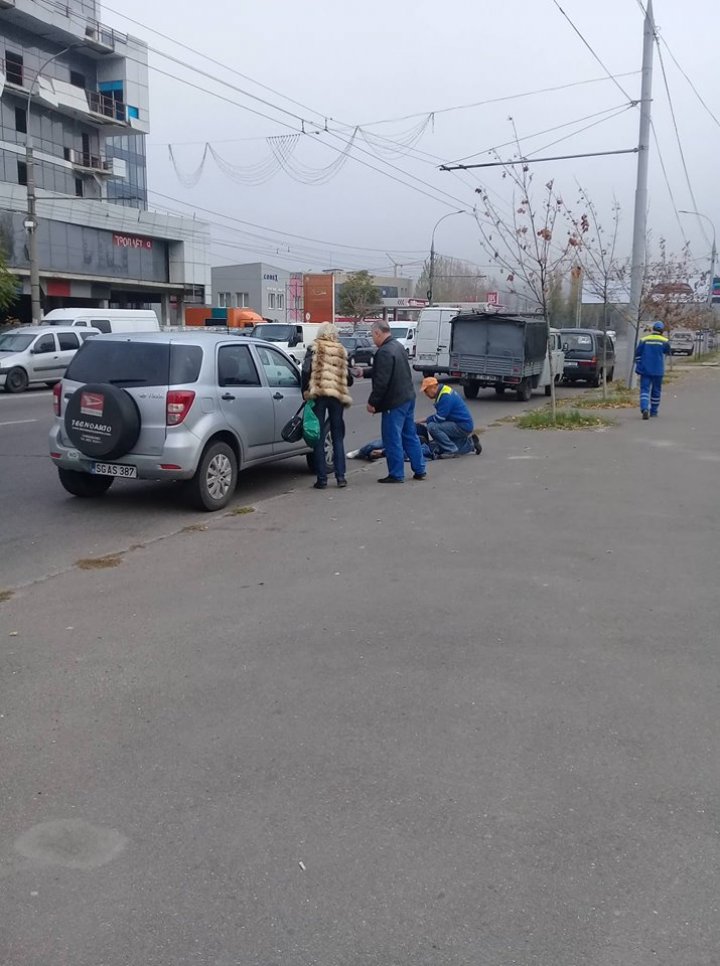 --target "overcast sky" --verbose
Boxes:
[102,0,717,279]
